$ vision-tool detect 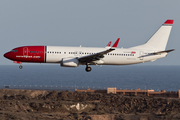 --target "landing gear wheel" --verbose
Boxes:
[85,67,92,72]
[19,65,23,69]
